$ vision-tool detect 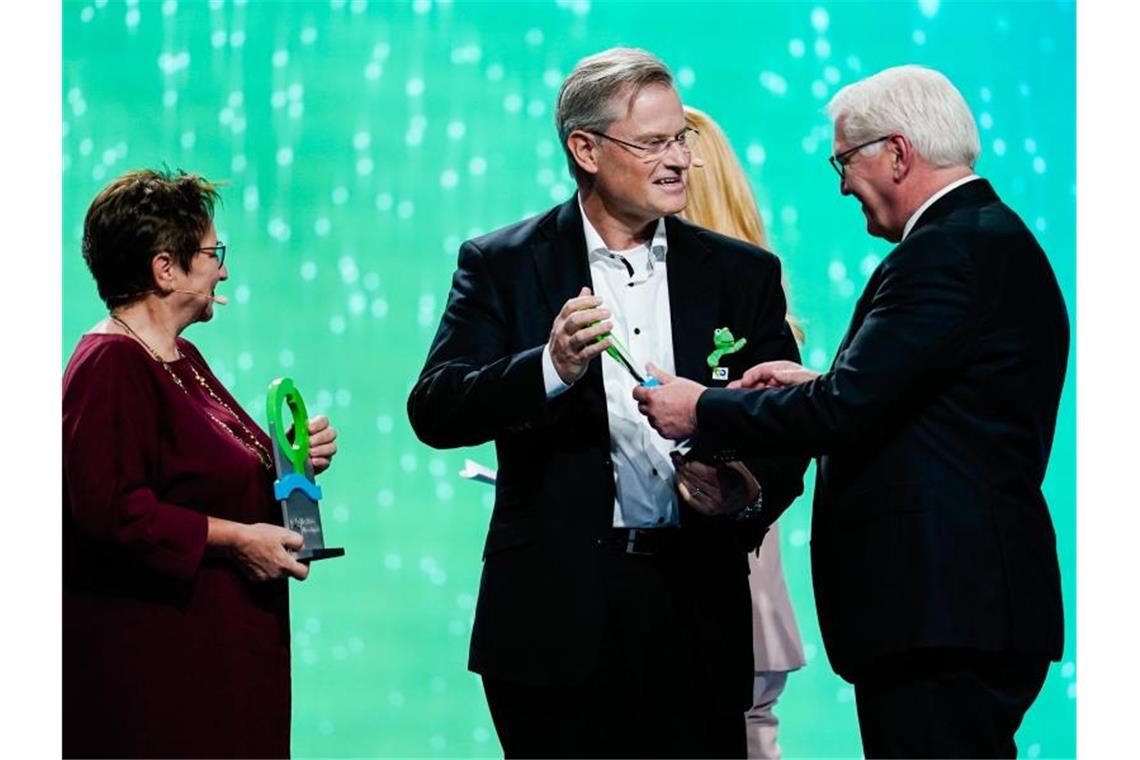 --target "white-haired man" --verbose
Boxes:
[410,48,807,757]
[636,65,1068,757]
